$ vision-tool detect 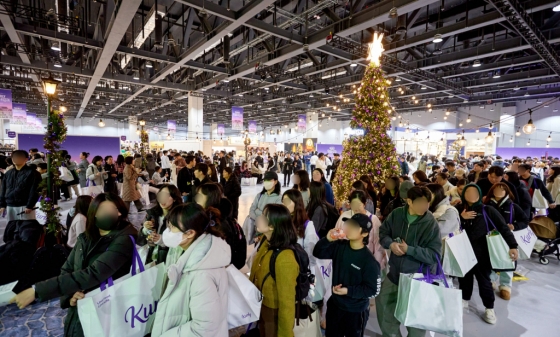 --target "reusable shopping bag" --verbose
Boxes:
[226,265,262,329]
[78,236,165,337]
[82,179,104,198]
[483,207,516,271]
[532,179,549,209]
[513,227,537,260]
[395,256,463,337]
[442,231,477,277]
